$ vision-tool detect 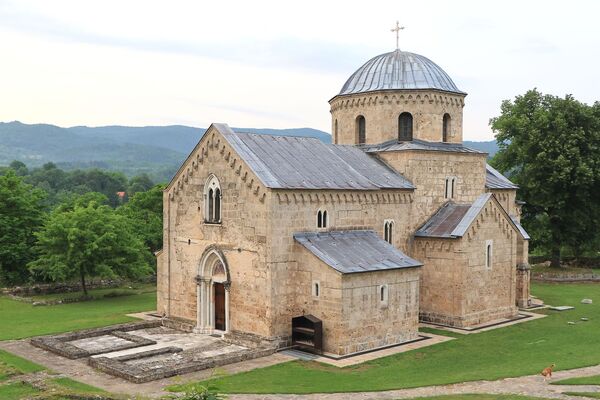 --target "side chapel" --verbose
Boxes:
[156,43,531,356]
